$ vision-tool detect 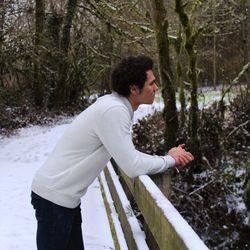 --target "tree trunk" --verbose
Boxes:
[100,22,113,95]
[212,0,217,90]
[175,0,202,176]
[33,0,45,107]
[0,0,5,83]
[0,0,4,51]
[45,11,63,107]
[144,0,178,151]
[53,0,78,107]
[175,27,186,127]
[241,0,249,66]
[142,0,178,198]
